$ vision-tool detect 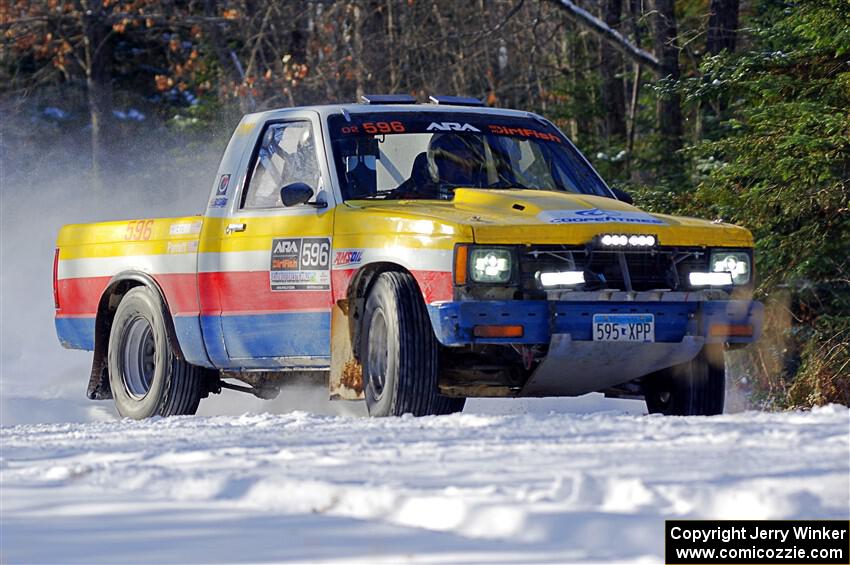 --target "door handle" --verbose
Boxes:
[225,223,246,235]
